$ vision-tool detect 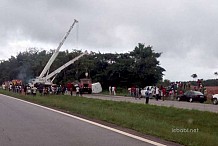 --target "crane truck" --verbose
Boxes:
[29,19,88,86]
